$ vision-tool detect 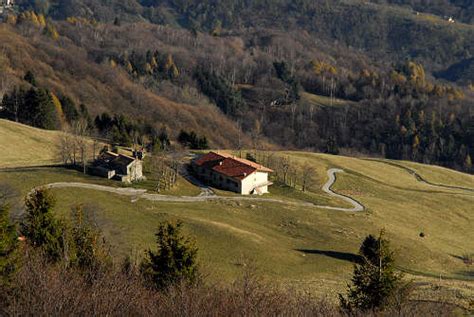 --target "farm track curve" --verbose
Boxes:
[33,169,365,212]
